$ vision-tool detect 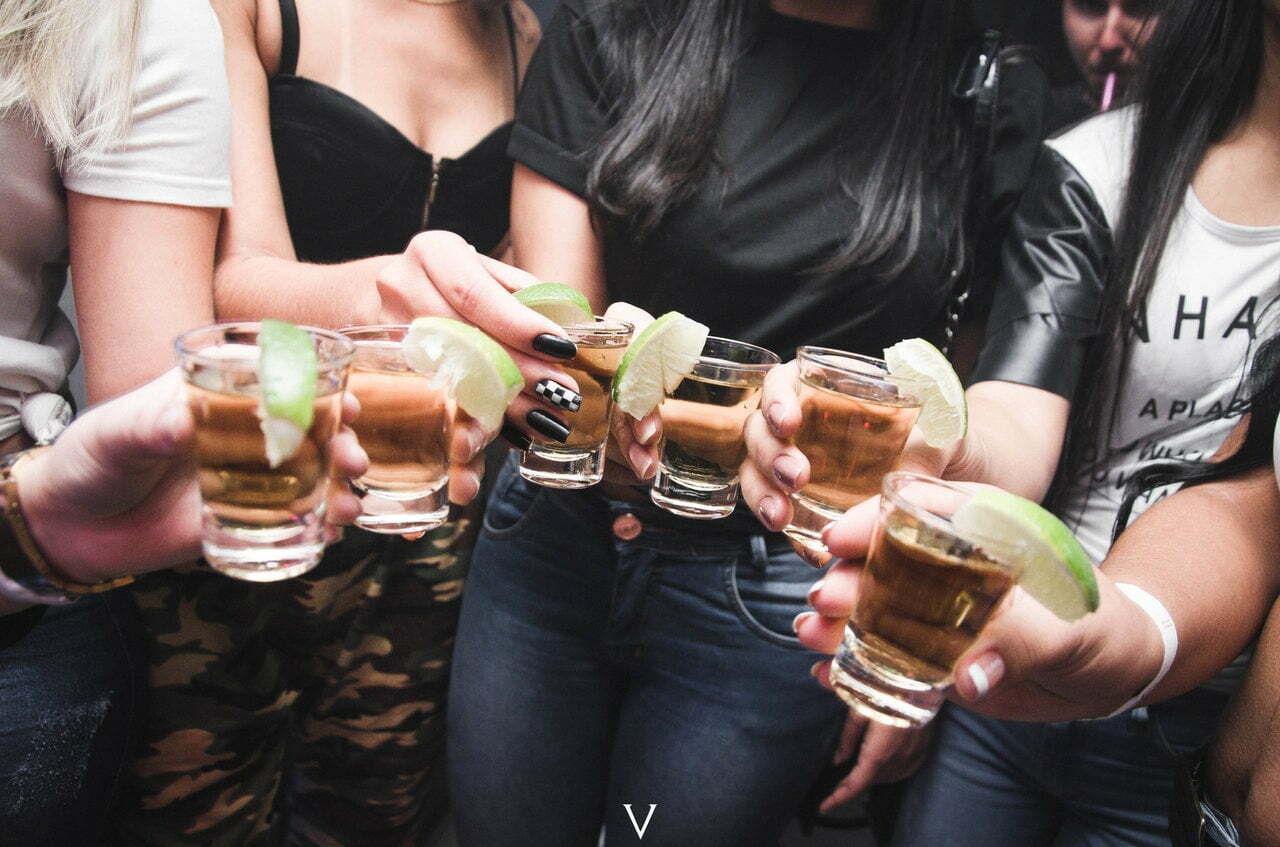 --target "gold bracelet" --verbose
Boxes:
[1,449,134,595]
